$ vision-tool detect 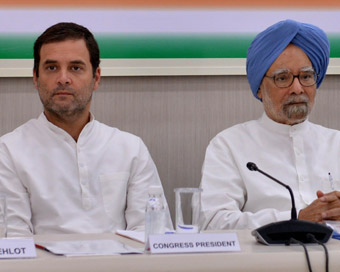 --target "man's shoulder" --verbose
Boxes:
[308,121,340,136]
[207,119,258,150]
[94,121,143,144]
[213,119,258,140]
[0,118,39,144]
[93,121,149,155]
